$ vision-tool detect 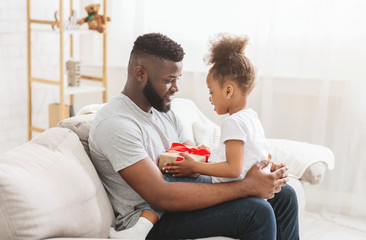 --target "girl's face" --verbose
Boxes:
[206,73,229,115]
